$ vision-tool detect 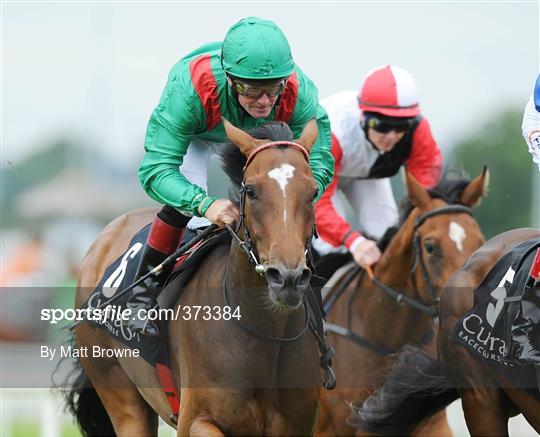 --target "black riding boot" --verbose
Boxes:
[124,207,189,336]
